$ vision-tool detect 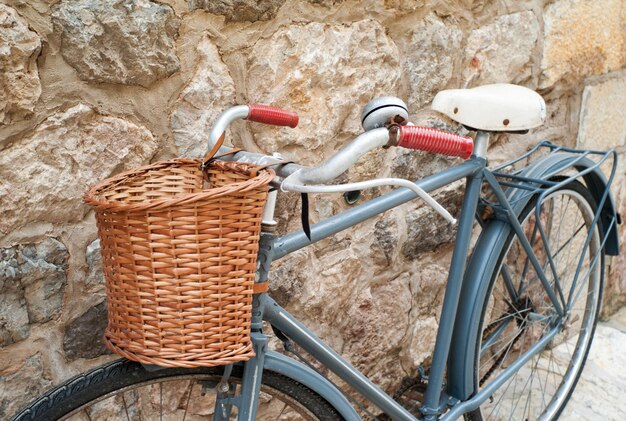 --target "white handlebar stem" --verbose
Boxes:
[295,128,390,184]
